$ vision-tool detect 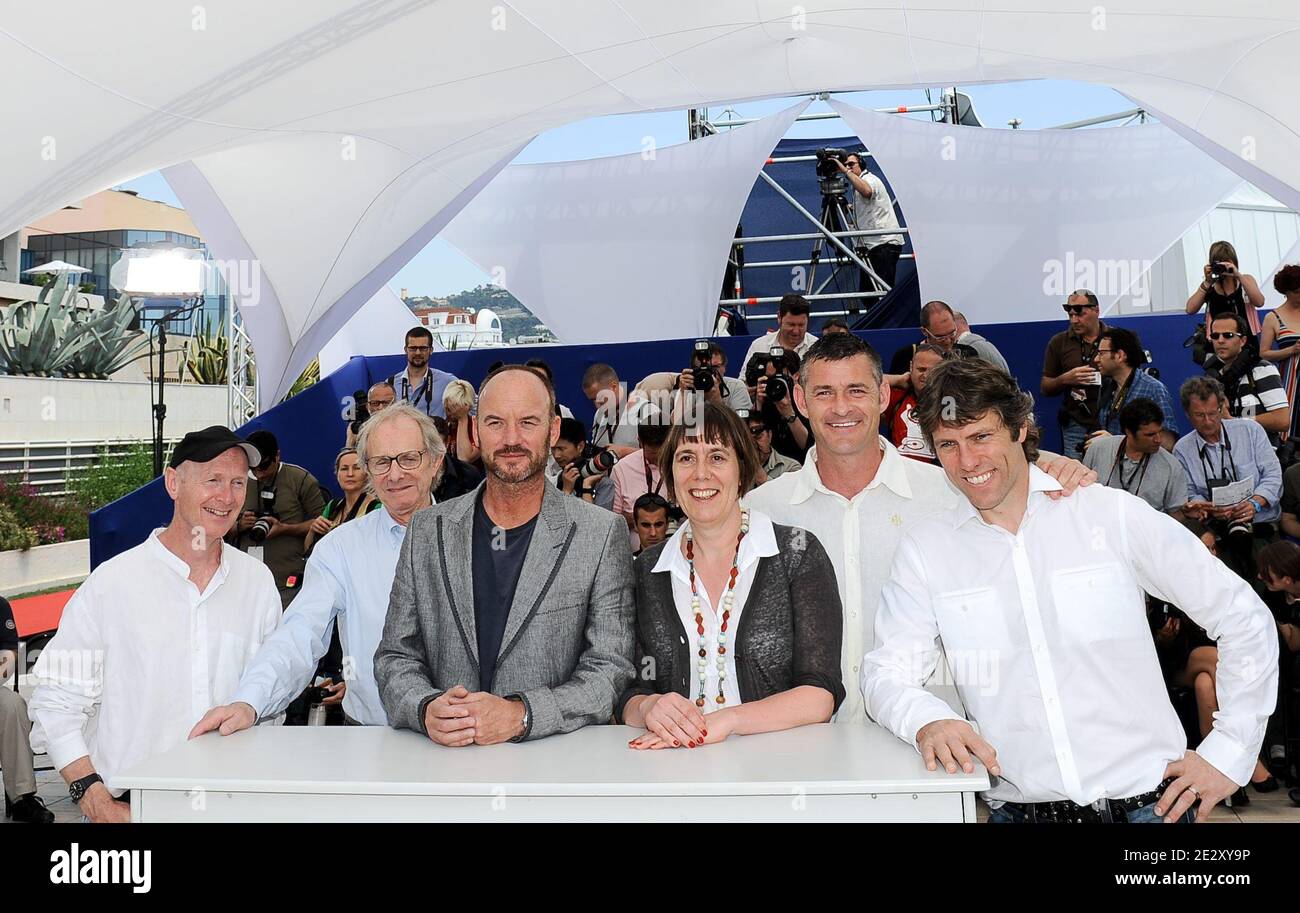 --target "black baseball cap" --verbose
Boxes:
[246,430,279,468]
[168,426,262,470]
